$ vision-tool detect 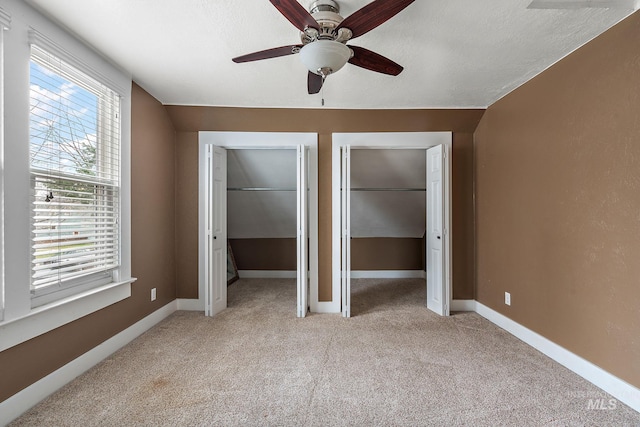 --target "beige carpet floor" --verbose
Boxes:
[10,278,640,426]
